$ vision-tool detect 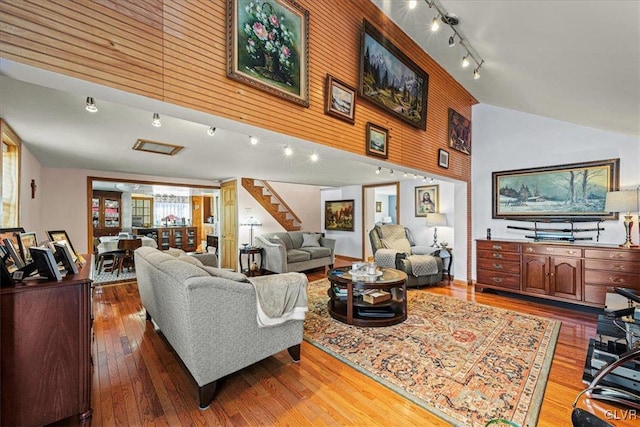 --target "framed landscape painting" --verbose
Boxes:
[325,200,354,231]
[359,20,429,130]
[227,0,310,106]
[325,74,356,124]
[448,108,471,155]
[366,122,389,159]
[415,185,439,217]
[492,158,620,220]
